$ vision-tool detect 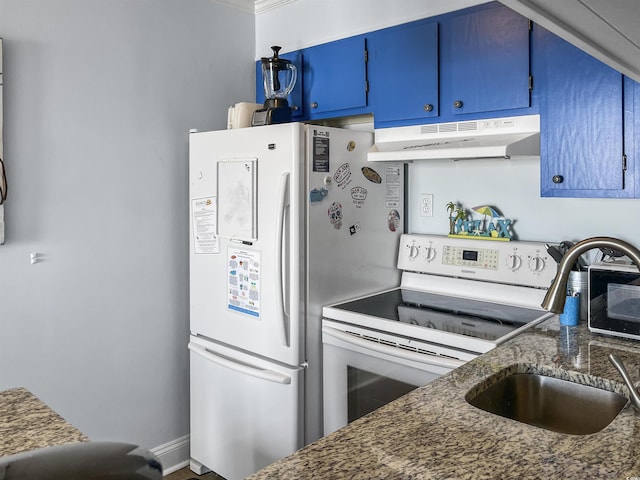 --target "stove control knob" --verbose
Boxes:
[506,254,522,270]
[424,246,437,262]
[408,244,420,260]
[529,255,546,273]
